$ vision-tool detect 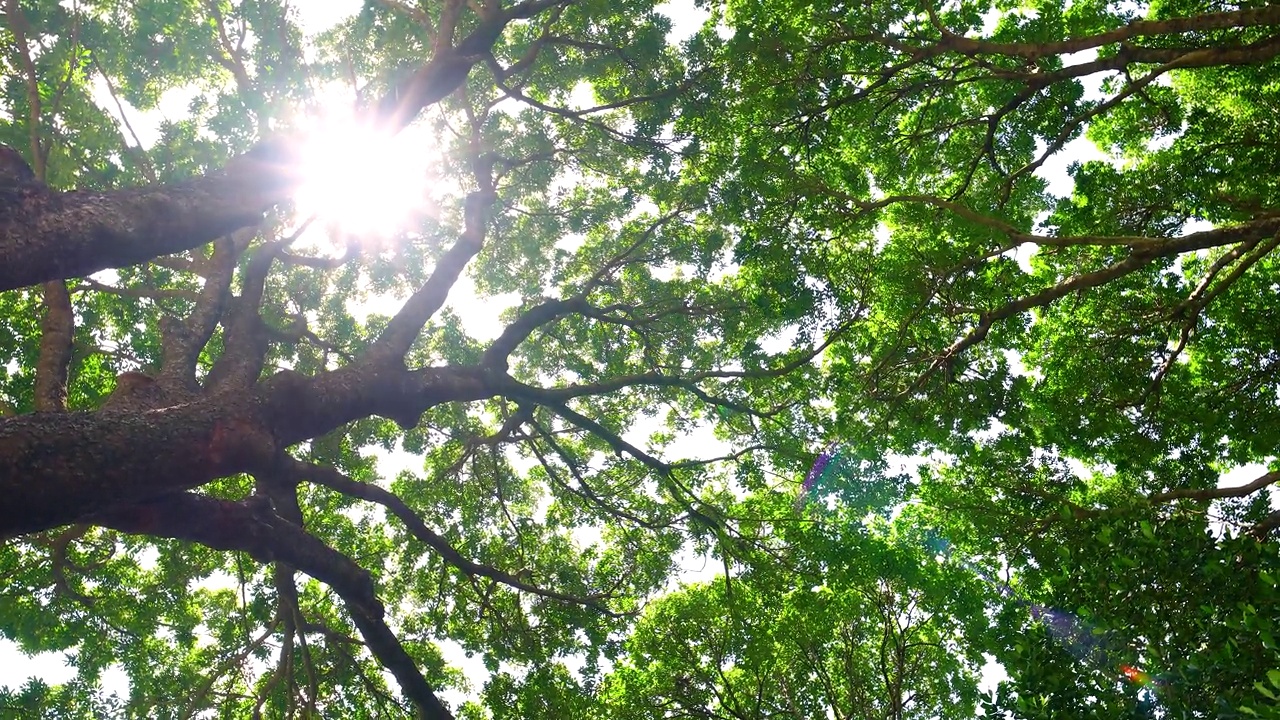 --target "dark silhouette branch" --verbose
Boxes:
[286,458,621,613]
[90,491,454,720]
[1148,470,1280,504]
[369,186,496,362]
